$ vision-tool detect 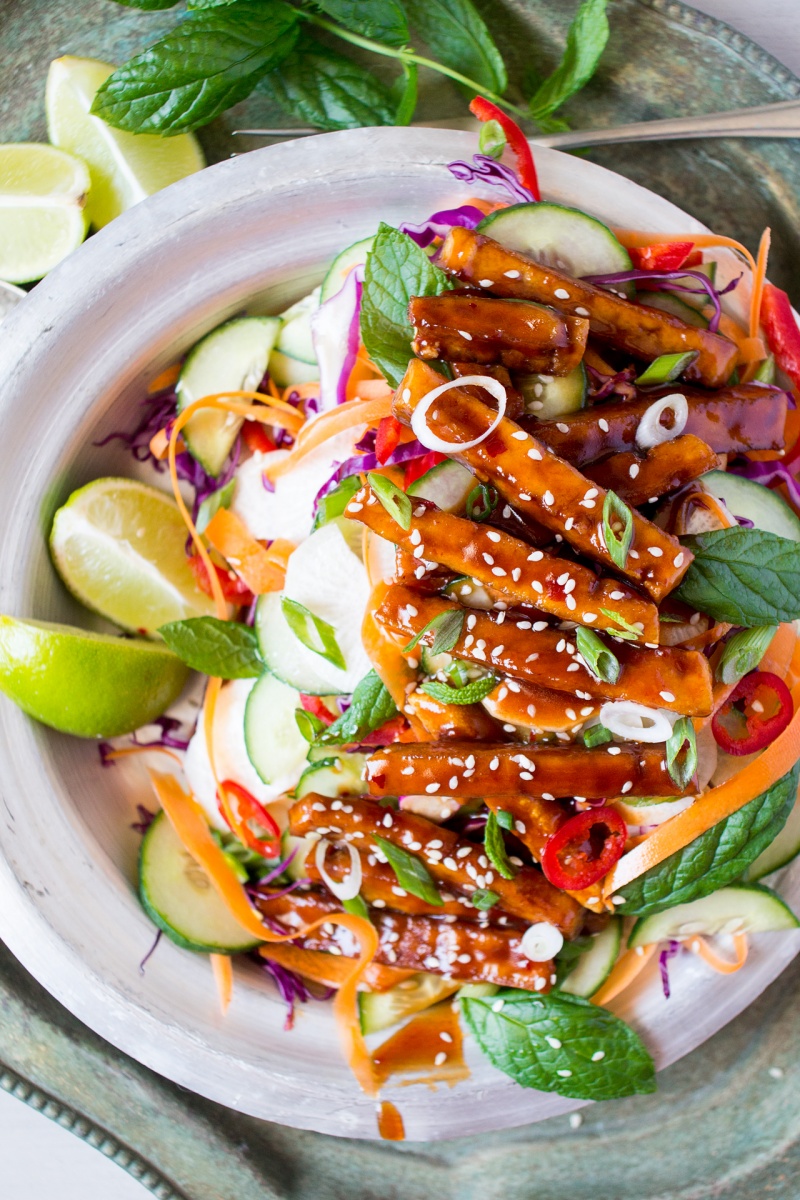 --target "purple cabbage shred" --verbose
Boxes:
[659,939,680,999]
[730,455,800,511]
[400,204,486,248]
[583,268,740,335]
[586,364,638,402]
[93,387,177,466]
[131,715,193,752]
[448,154,535,205]
[255,953,334,1031]
[131,804,157,835]
[311,438,433,517]
[139,929,162,975]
